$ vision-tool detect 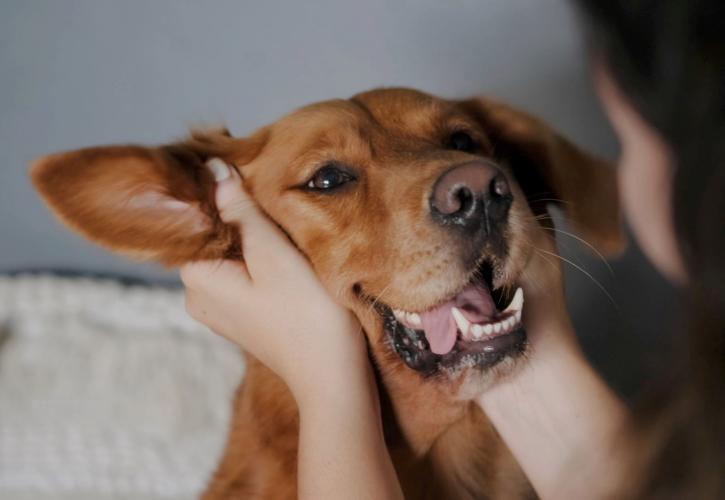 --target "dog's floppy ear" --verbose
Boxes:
[31,129,268,266]
[461,97,626,256]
